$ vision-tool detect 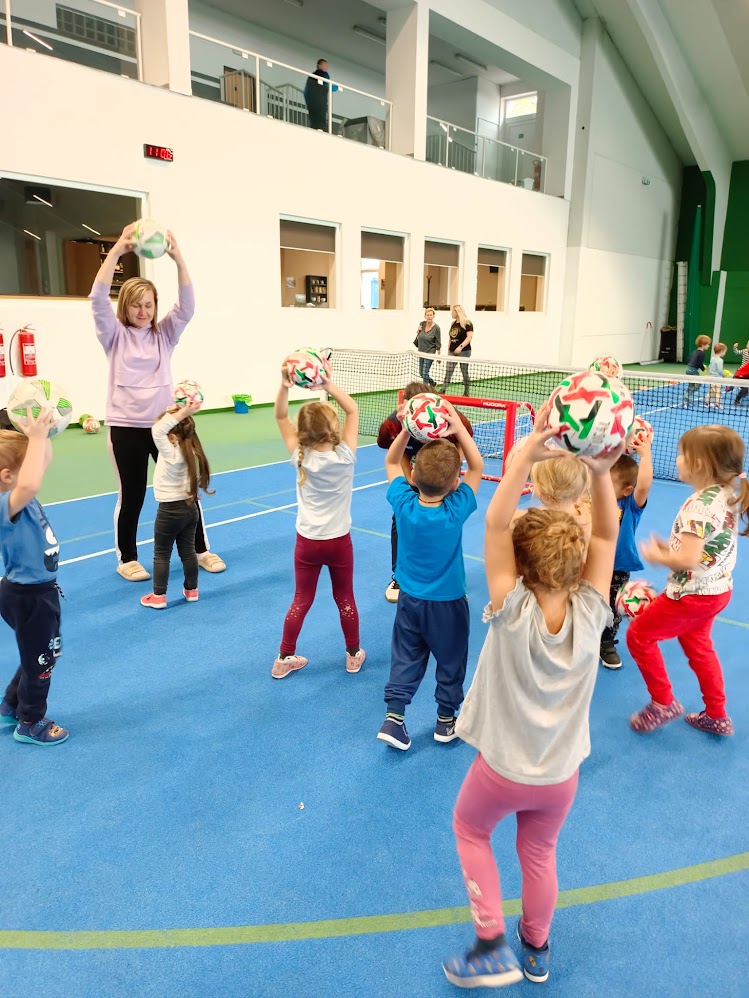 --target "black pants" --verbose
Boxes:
[306,99,328,131]
[153,500,199,595]
[442,350,472,395]
[602,570,630,645]
[735,386,749,404]
[0,578,61,724]
[109,426,208,564]
[385,593,470,716]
